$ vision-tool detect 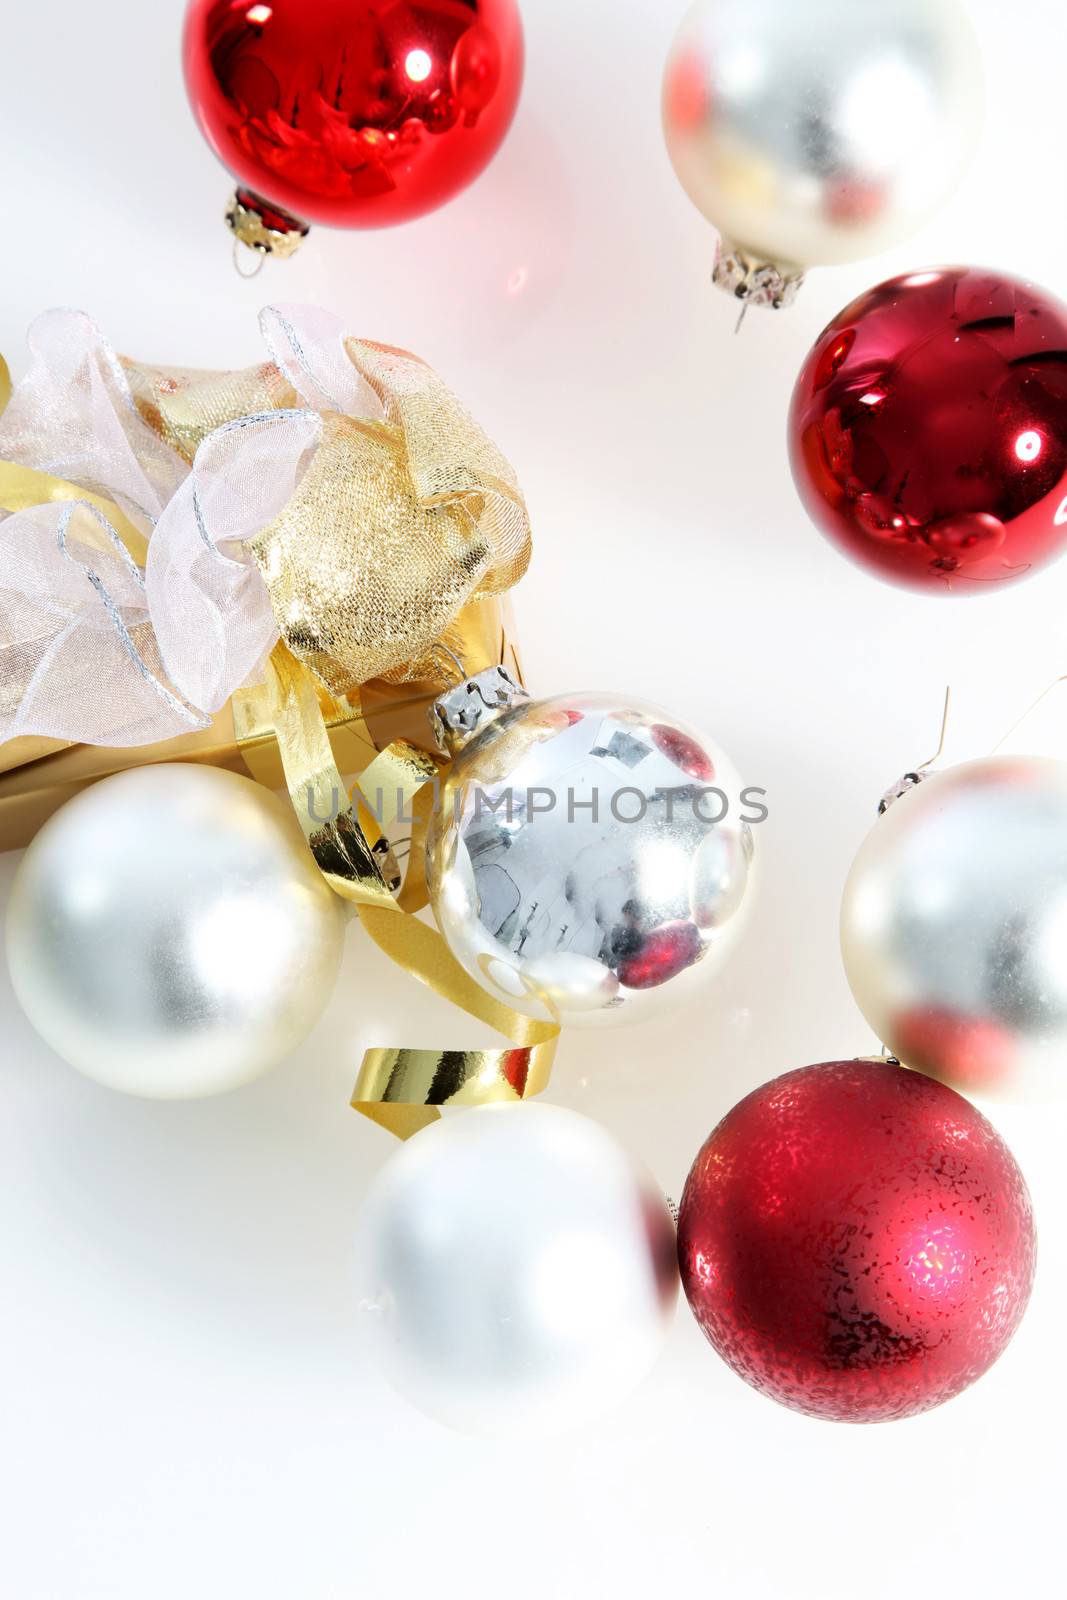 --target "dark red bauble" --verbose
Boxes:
[789,268,1067,594]
[183,0,524,230]
[678,1060,1036,1423]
